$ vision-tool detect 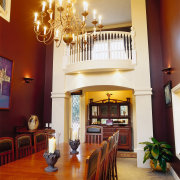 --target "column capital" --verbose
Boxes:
[134,88,152,96]
[51,92,70,99]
